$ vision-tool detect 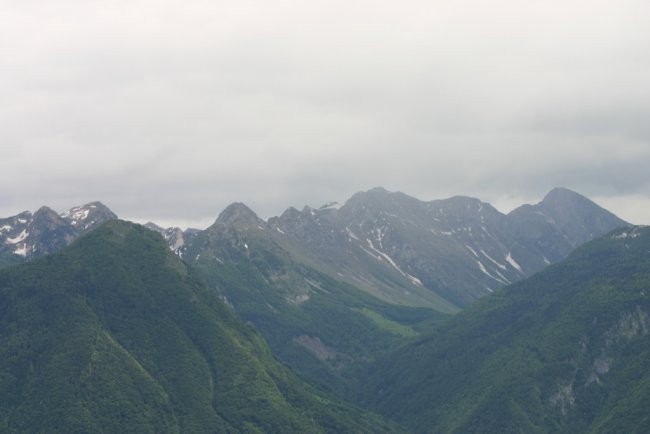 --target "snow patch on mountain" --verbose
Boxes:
[612,230,641,240]
[346,227,360,241]
[366,239,423,286]
[13,244,28,257]
[62,207,90,223]
[6,230,28,245]
[477,261,508,285]
[481,249,507,270]
[465,244,479,257]
[506,253,524,273]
